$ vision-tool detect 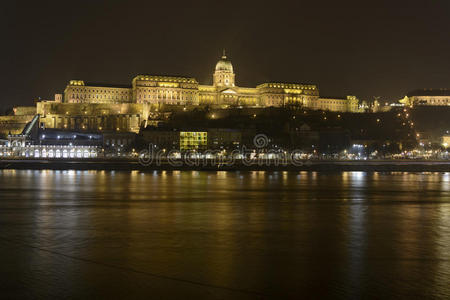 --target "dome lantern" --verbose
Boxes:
[213,50,235,87]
